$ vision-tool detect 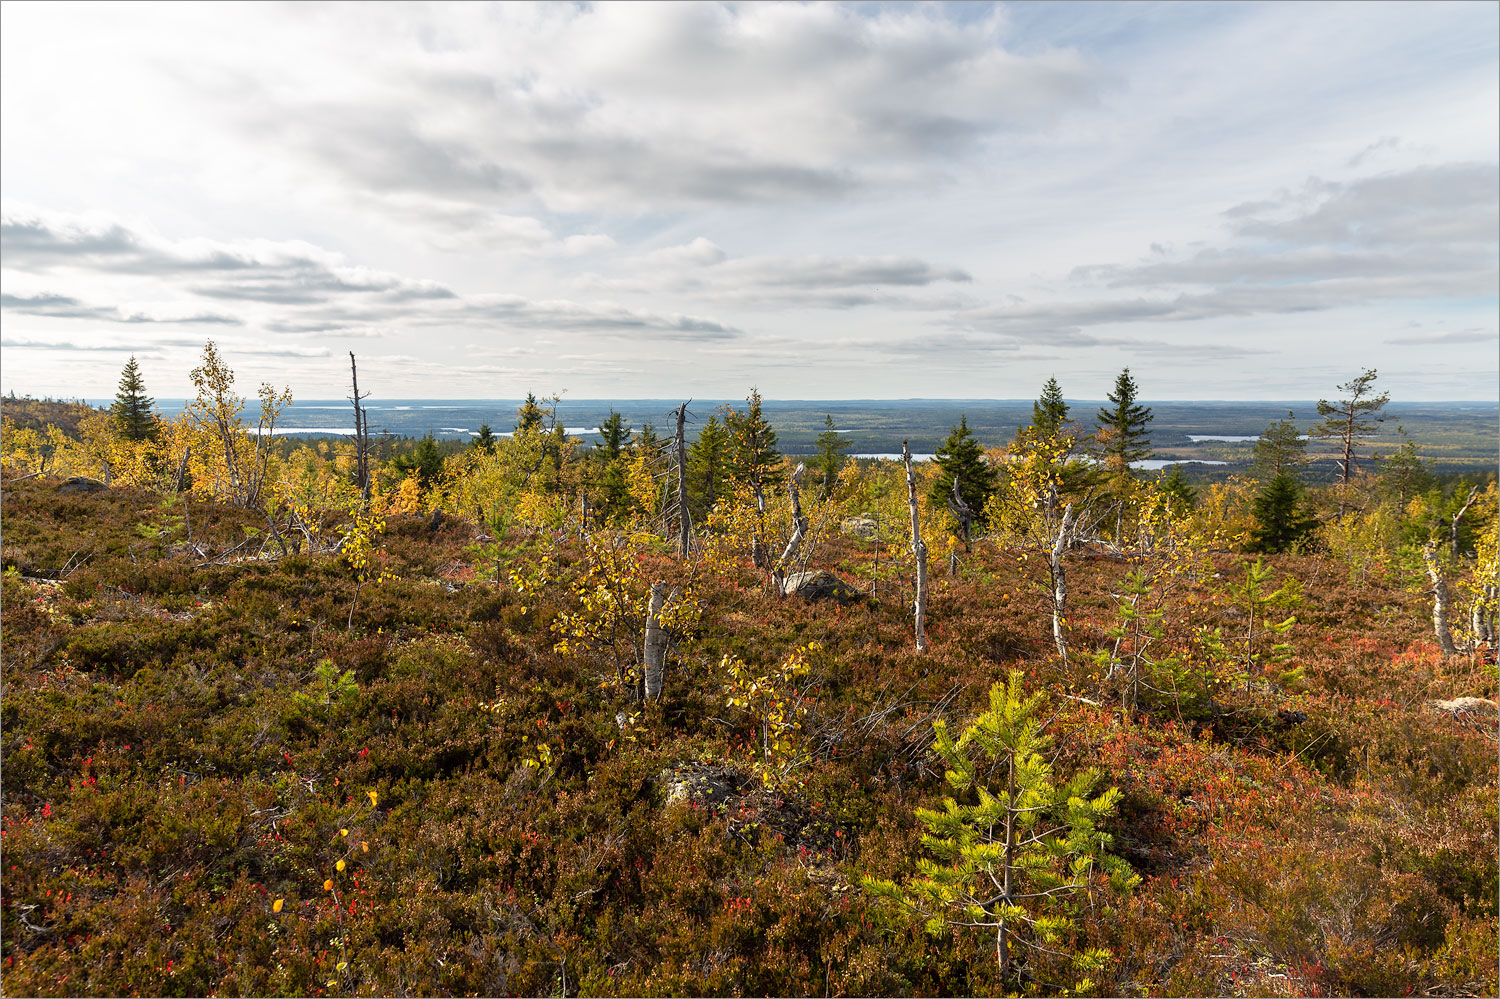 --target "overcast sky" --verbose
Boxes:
[2,1,1496,402]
